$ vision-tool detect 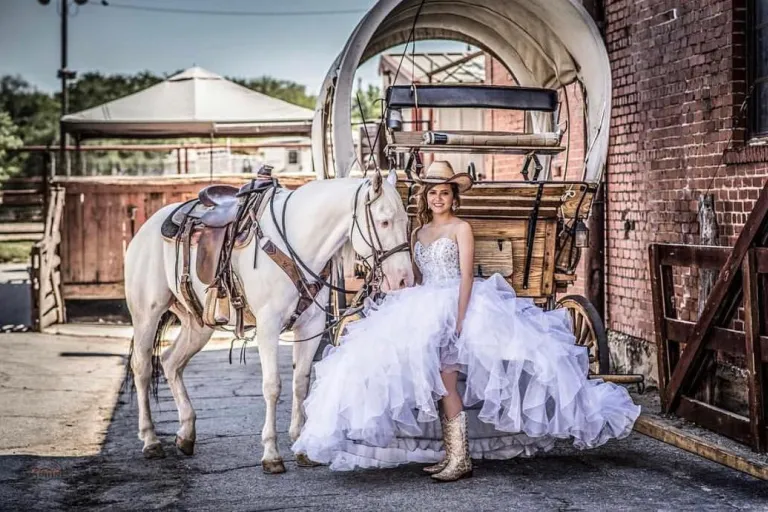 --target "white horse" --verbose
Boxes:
[123,172,413,473]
